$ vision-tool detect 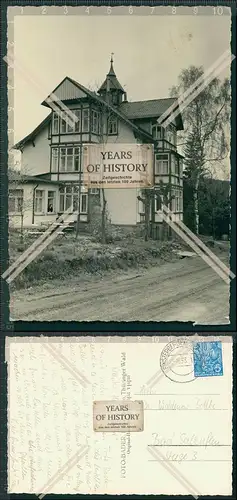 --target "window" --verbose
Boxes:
[74,148,80,171]
[52,113,59,134]
[47,191,56,213]
[35,190,45,213]
[51,148,59,172]
[60,109,81,134]
[155,154,169,175]
[155,194,162,211]
[179,191,183,212]
[80,193,88,213]
[166,127,172,144]
[90,188,99,195]
[173,177,179,185]
[173,129,177,146]
[176,190,183,212]
[92,110,100,134]
[112,93,119,105]
[139,200,145,214]
[152,125,162,140]
[74,109,81,132]
[60,148,70,172]
[9,189,23,213]
[171,155,179,175]
[107,116,118,135]
[171,155,175,174]
[59,147,80,172]
[61,112,74,134]
[82,108,89,132]
[164,125,176,146]
[171,189,182,212]
[175,190,179,212]
[59,185,78,212]
[175,157,179,175]
[59,185,88,213]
